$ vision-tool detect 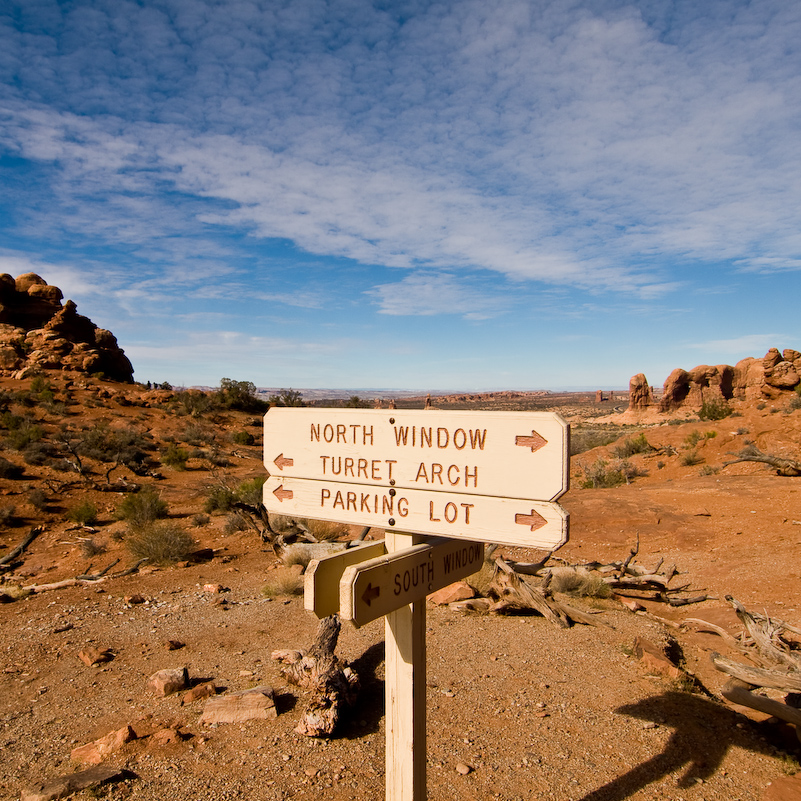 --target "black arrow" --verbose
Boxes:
[362,582,380,606]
